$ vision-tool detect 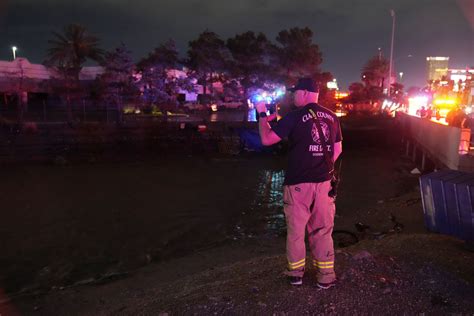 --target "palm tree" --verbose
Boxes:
[46,24,103,123]
[362,56,389,90]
